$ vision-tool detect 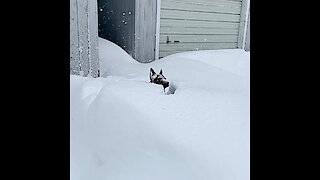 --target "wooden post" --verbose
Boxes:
[88,0,99,77]
[155,0,161,60]
[70,0,99,77]
[135,0,157,63]
[244,10,250,51]
[237,0,250,49]
[70,0,80,75]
